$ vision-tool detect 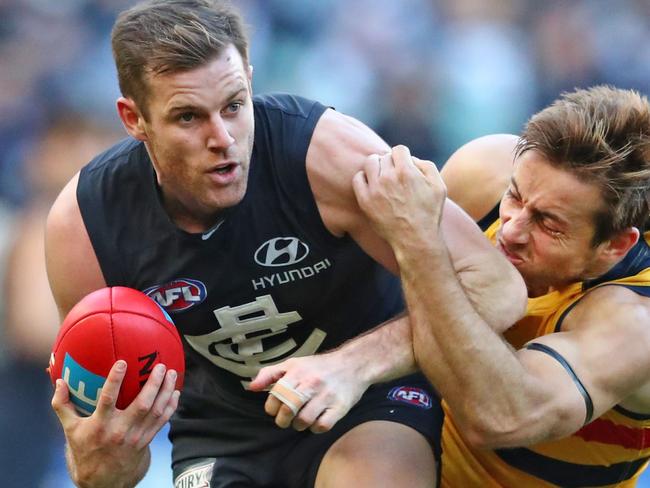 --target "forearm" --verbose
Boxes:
[396,237,544,447]
[66,443,151,488]
[332,313,417,385]
[453,251,527,333]
[442,201,527,332]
